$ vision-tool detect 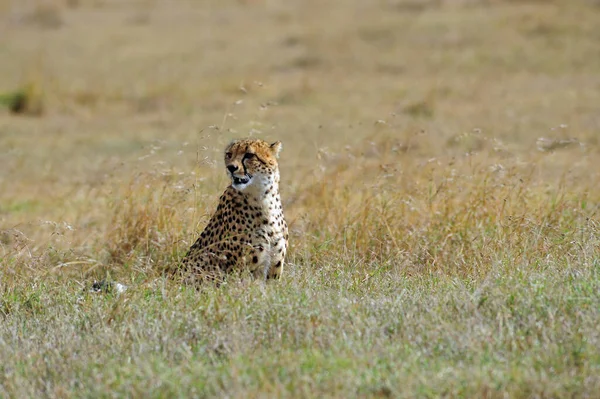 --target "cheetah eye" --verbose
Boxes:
[225,152,233,159]
[245,153,256,159]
